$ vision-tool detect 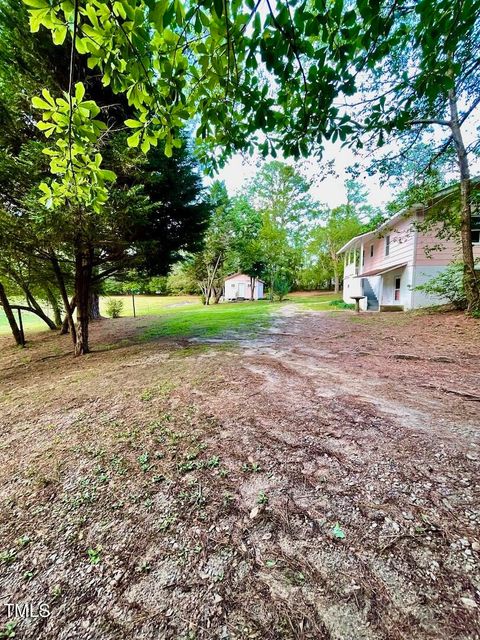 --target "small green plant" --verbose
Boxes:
[105,298,124,318]
[15,535,31,548]
[136,561,151,573]
[87,547,102,565]
[332,522,346,539]
[138,452,151,472]
[242,462,261,473]
[329,299,355,310]
[51,584,62,598]
[0,549,16,565]
[206,455,220,469]
[0,621,17,639]
[265,559,276,568]
[158,515,176,531]
[23,569,37,582]
[257,491,269,505]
